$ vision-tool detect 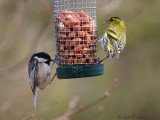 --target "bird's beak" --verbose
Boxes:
[104,20,110,24]
[50,59,54,62]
